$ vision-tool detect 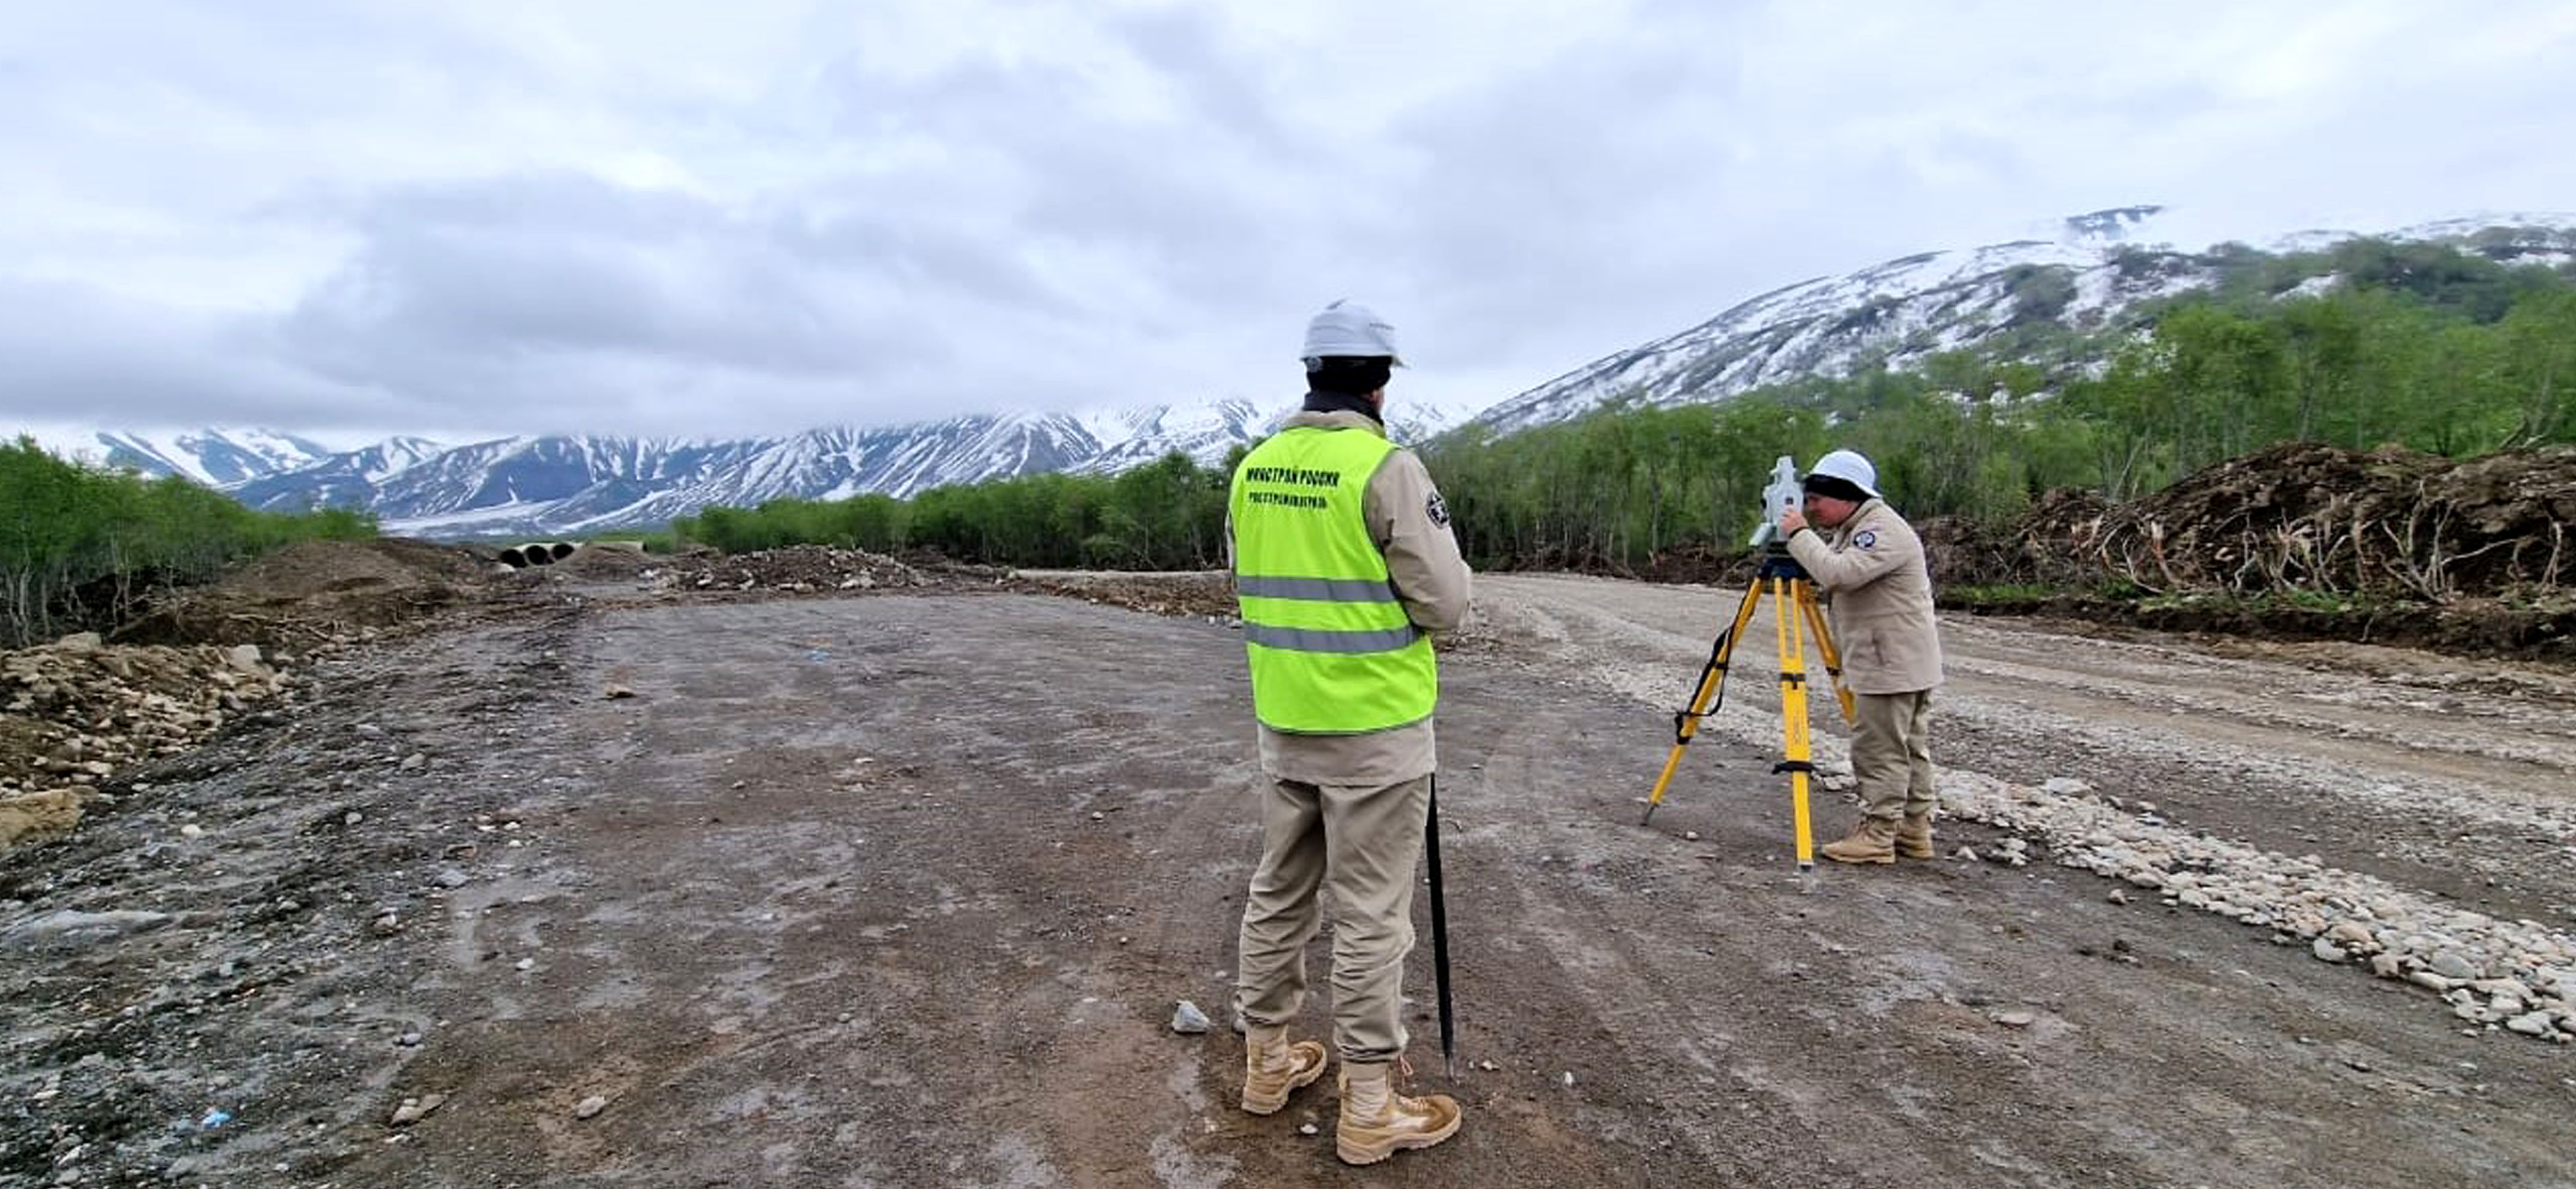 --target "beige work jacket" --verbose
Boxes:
[1784,497,1944,695]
